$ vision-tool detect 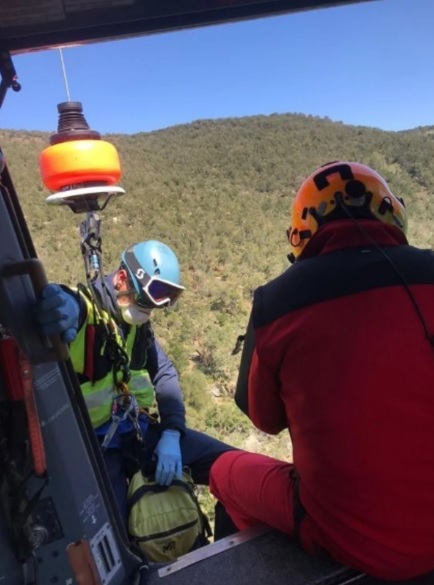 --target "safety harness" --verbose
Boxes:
[78,211,147,448]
